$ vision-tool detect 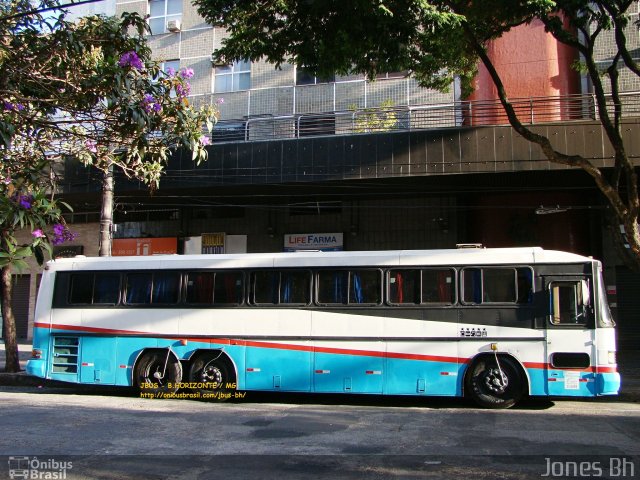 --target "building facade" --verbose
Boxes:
[6,2,640,349]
